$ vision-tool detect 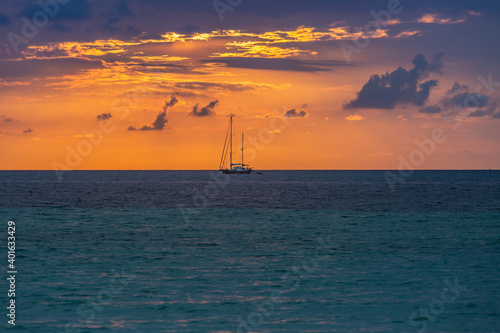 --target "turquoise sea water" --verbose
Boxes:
[0,171,499,332]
